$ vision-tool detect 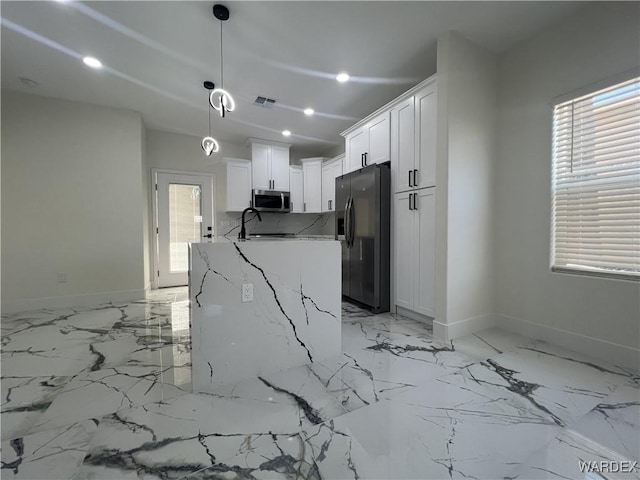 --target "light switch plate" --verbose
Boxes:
[241,283,253,303]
